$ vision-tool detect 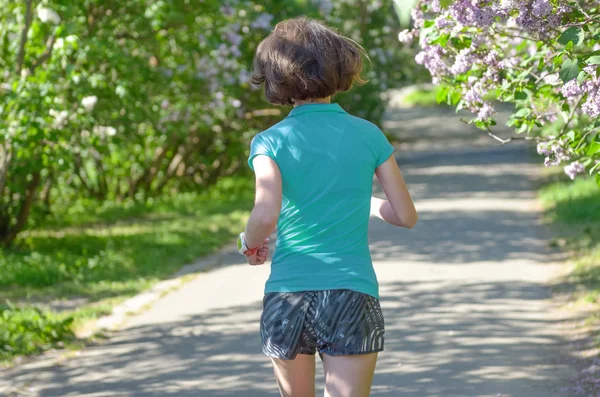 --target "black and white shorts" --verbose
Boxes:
[260,289,385,360]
